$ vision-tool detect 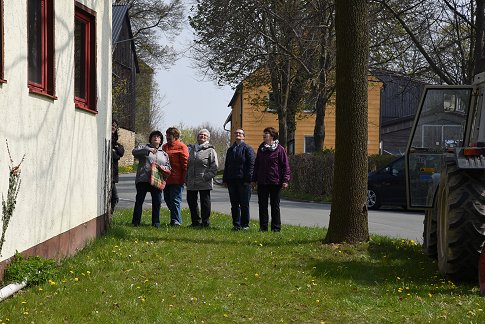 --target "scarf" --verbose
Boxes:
[261,140,279,152]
